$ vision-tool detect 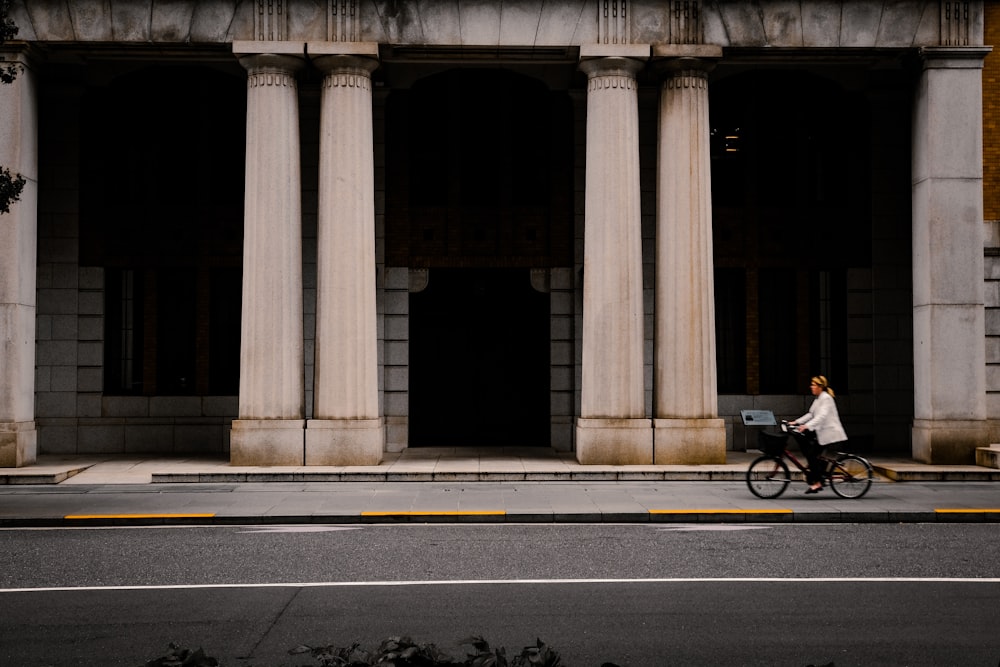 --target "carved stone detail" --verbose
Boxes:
[254,0,287,41]
[941,2,971,46]
[408,269,429,293]
[587,74,638,92]
[247,69,296,88]
[664,72,708,90]
[329,0,359,42]
[598,0,630,45]
[667,1,702,45]
[323,73,371,90]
